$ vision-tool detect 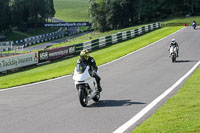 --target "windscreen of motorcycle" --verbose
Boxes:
[76,63,87,74]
